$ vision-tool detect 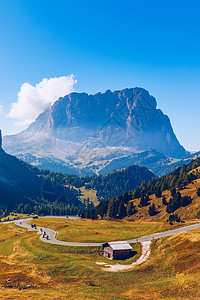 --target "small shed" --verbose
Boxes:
[102,241,132,260]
